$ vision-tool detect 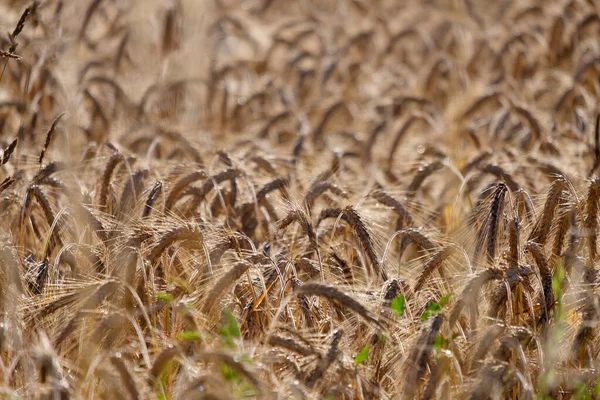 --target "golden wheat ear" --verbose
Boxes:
[583,178,600,264]
[528,177,566,247]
